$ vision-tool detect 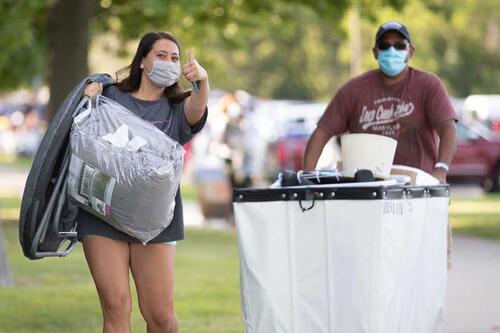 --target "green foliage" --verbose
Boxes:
[371,0,500,97]
[89,0,356,99]
[435,1,500,96]
[0,0,402,98]
[1,0,498,99]
[192,3,345,100]
[0,0,47,90]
